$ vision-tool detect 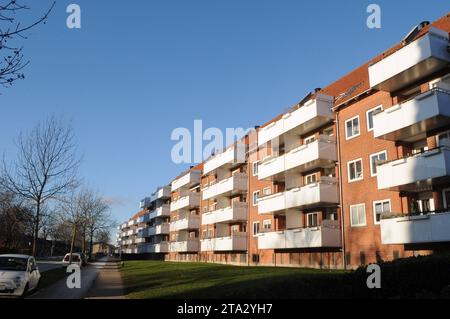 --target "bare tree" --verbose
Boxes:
[0,116,81,256]
[0,1,55,88]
